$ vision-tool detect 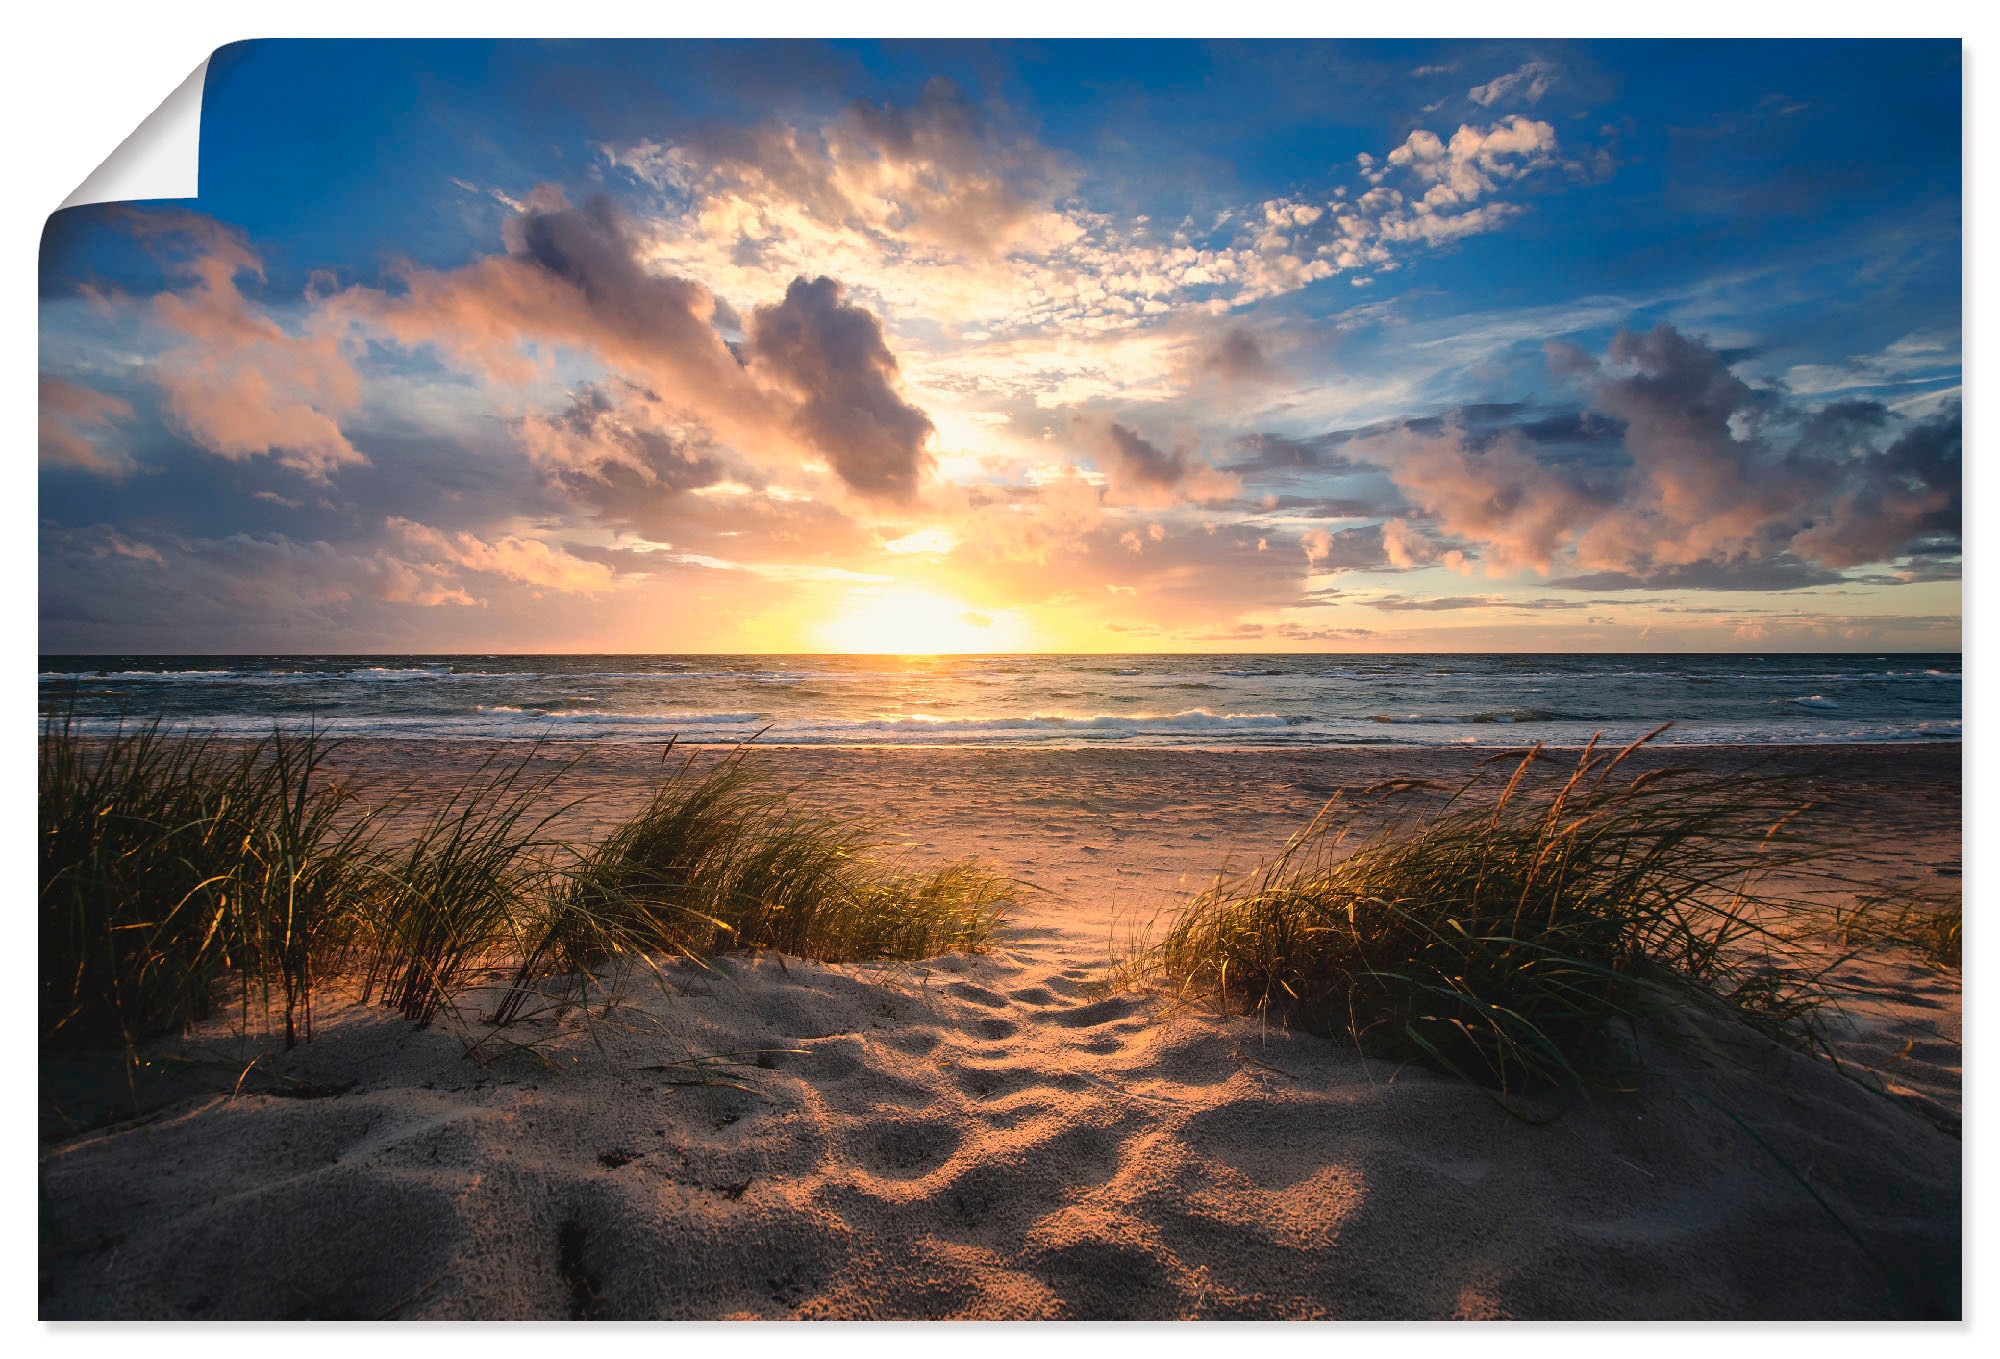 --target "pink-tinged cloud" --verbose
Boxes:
[1071,414,1240,507]
[1353,324,1960,581]
[389,517,617,596]
[130,213,367,482]
[336,195,935,502]
[39,374,136,477]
